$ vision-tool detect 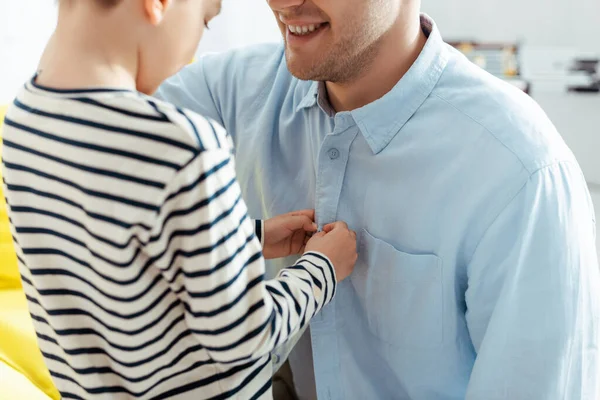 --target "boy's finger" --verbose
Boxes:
[323,221,348,232]
[302,220,318,232]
